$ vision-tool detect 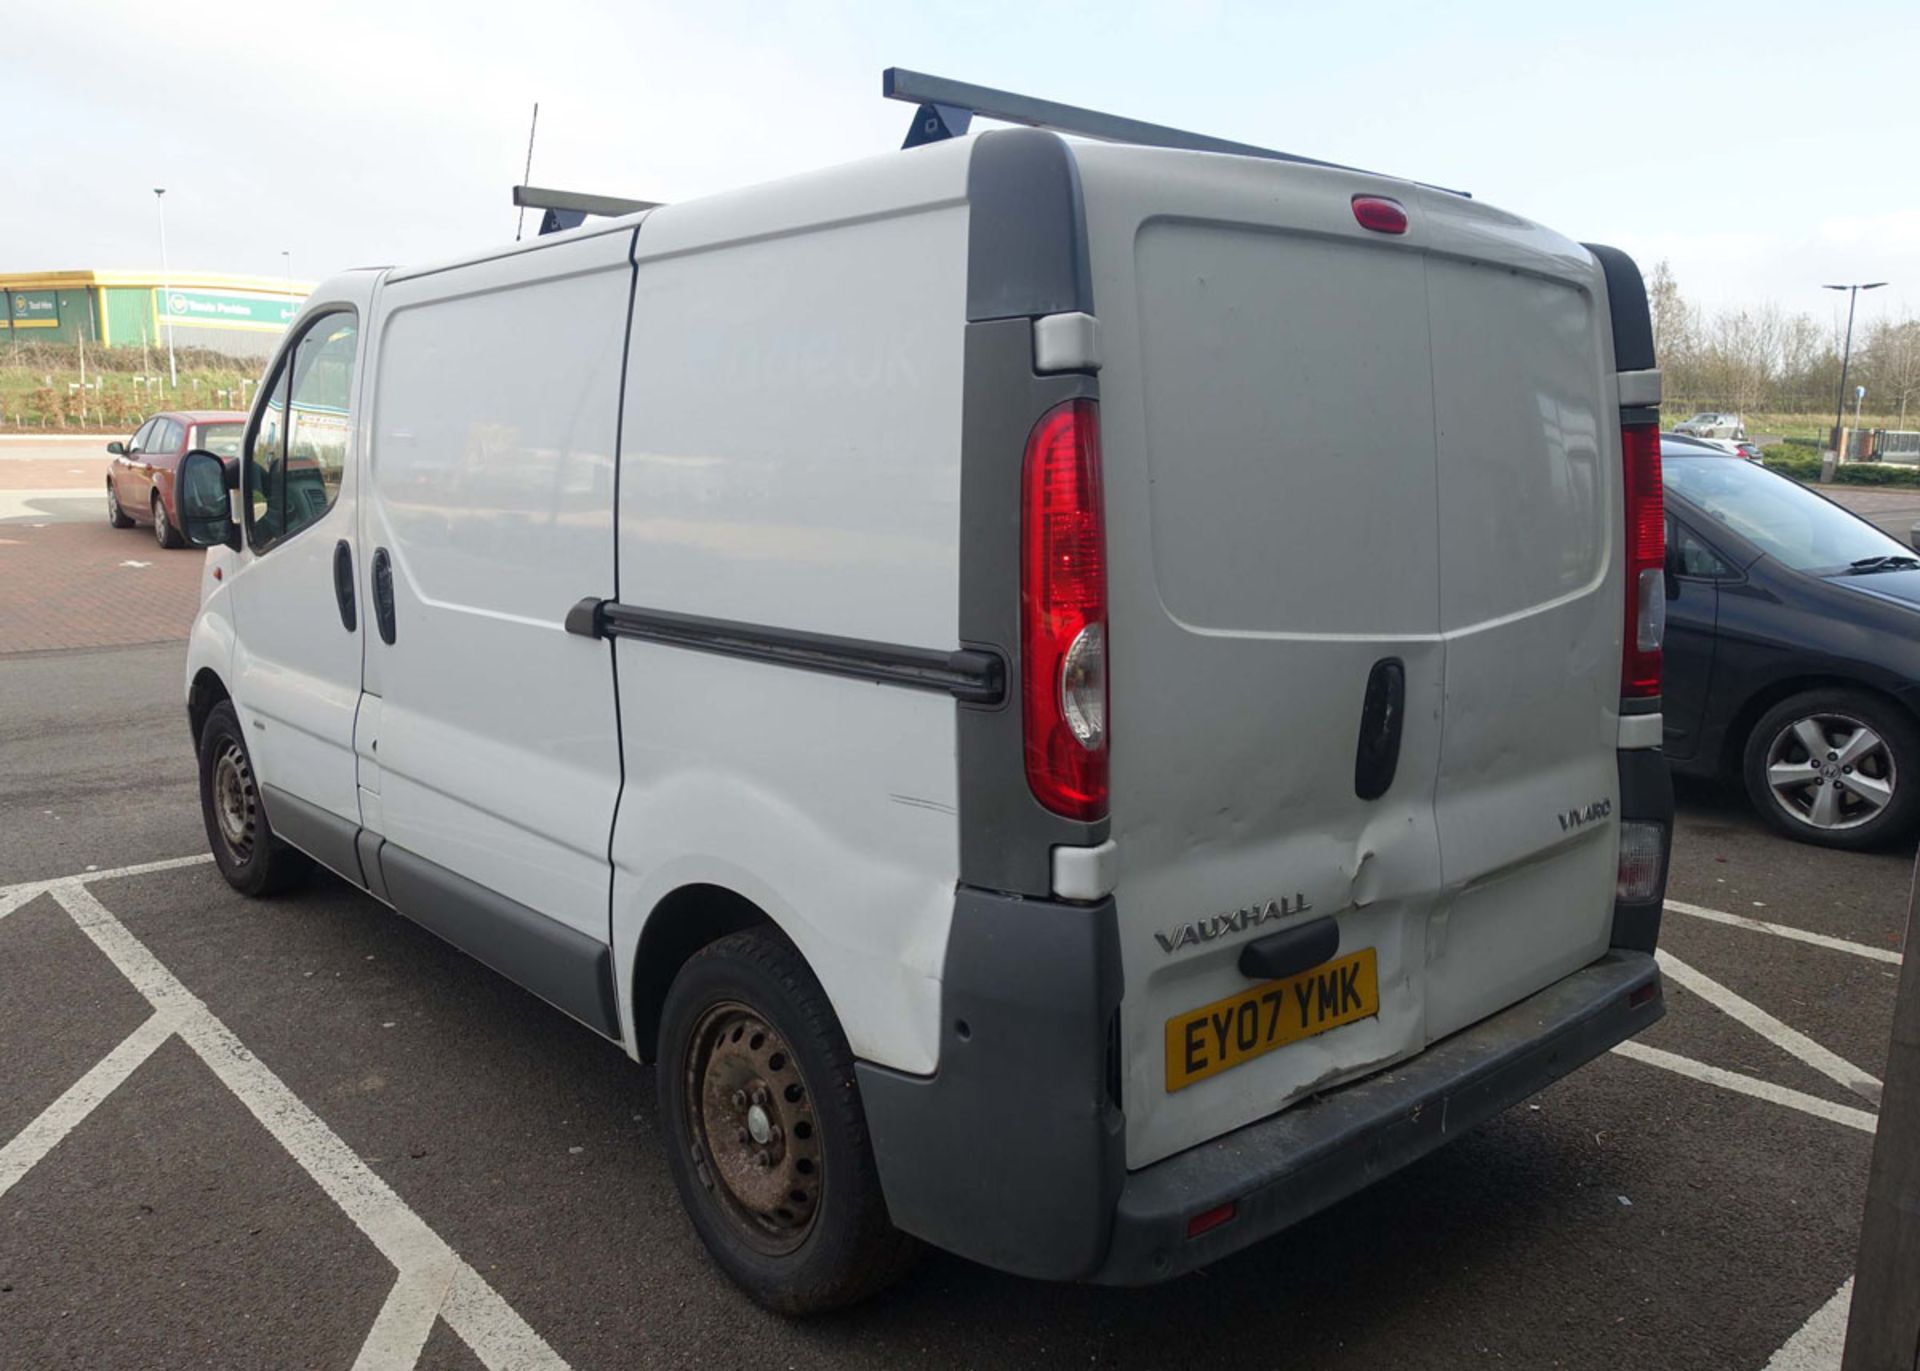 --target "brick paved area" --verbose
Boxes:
[0,455,113,492]
[0,521,201,654]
